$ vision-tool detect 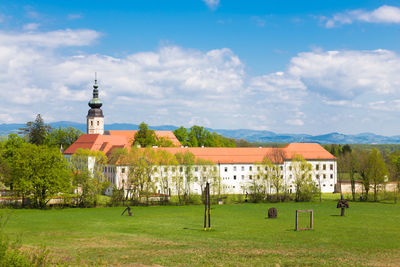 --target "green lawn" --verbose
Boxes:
[2,201,400,266]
